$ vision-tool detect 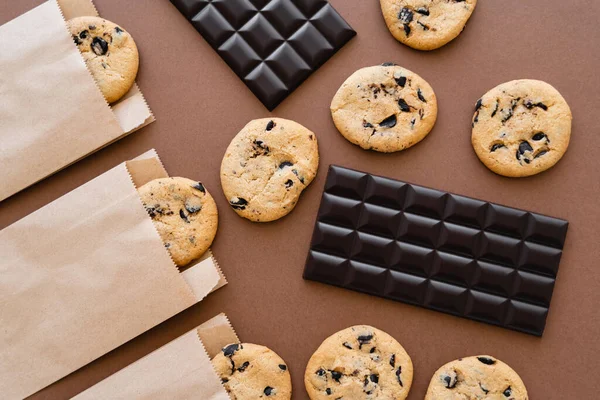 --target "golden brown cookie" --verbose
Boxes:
[380,0,478,50]
[67,16,139,103]
[425,355,528,400]
[471,79,572,177]
[212,343,292,400]
[220,118,319,222]
[331,63,437,153]
[305,325,413,399]
[137,177,218,266]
